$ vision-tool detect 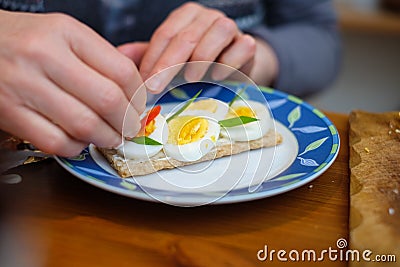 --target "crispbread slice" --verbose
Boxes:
[98,129,282,178]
